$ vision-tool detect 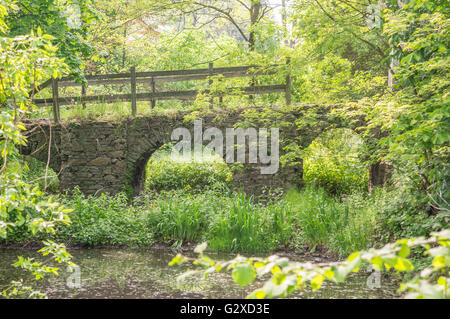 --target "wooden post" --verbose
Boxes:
[209,62,213,109]
[219,77,223,105]
[130,66,137,116]
[52,78,60,123]
[151,76,156,109]
[81,83,87,108]
[285,57,291,105]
